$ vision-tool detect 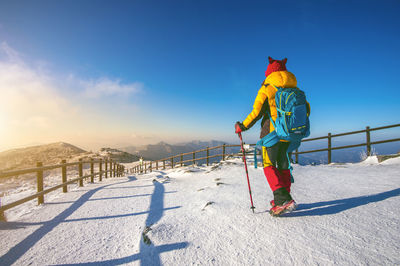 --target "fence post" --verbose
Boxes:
[163,160,166,170]
[90,158,94,183]
[108,159,111,177]
[113,162,116,177]
[150,162,152,173]
[99,159,103,181]
[181,155,183,167]
[156,161,159,170]
[193,151,195,166]
[328,133,332,164]
[112,161,115,177]
[171,157,174,169]
[79,159,83,187]
[222,144,226,161]
[105,159,108,178]
[145,162,147,173]
[0,198,4,221]
[295,149,299,164]
[37,162,44,205]
[366,126,371,156]
[62,160,67,193]
[206,147,209,166]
